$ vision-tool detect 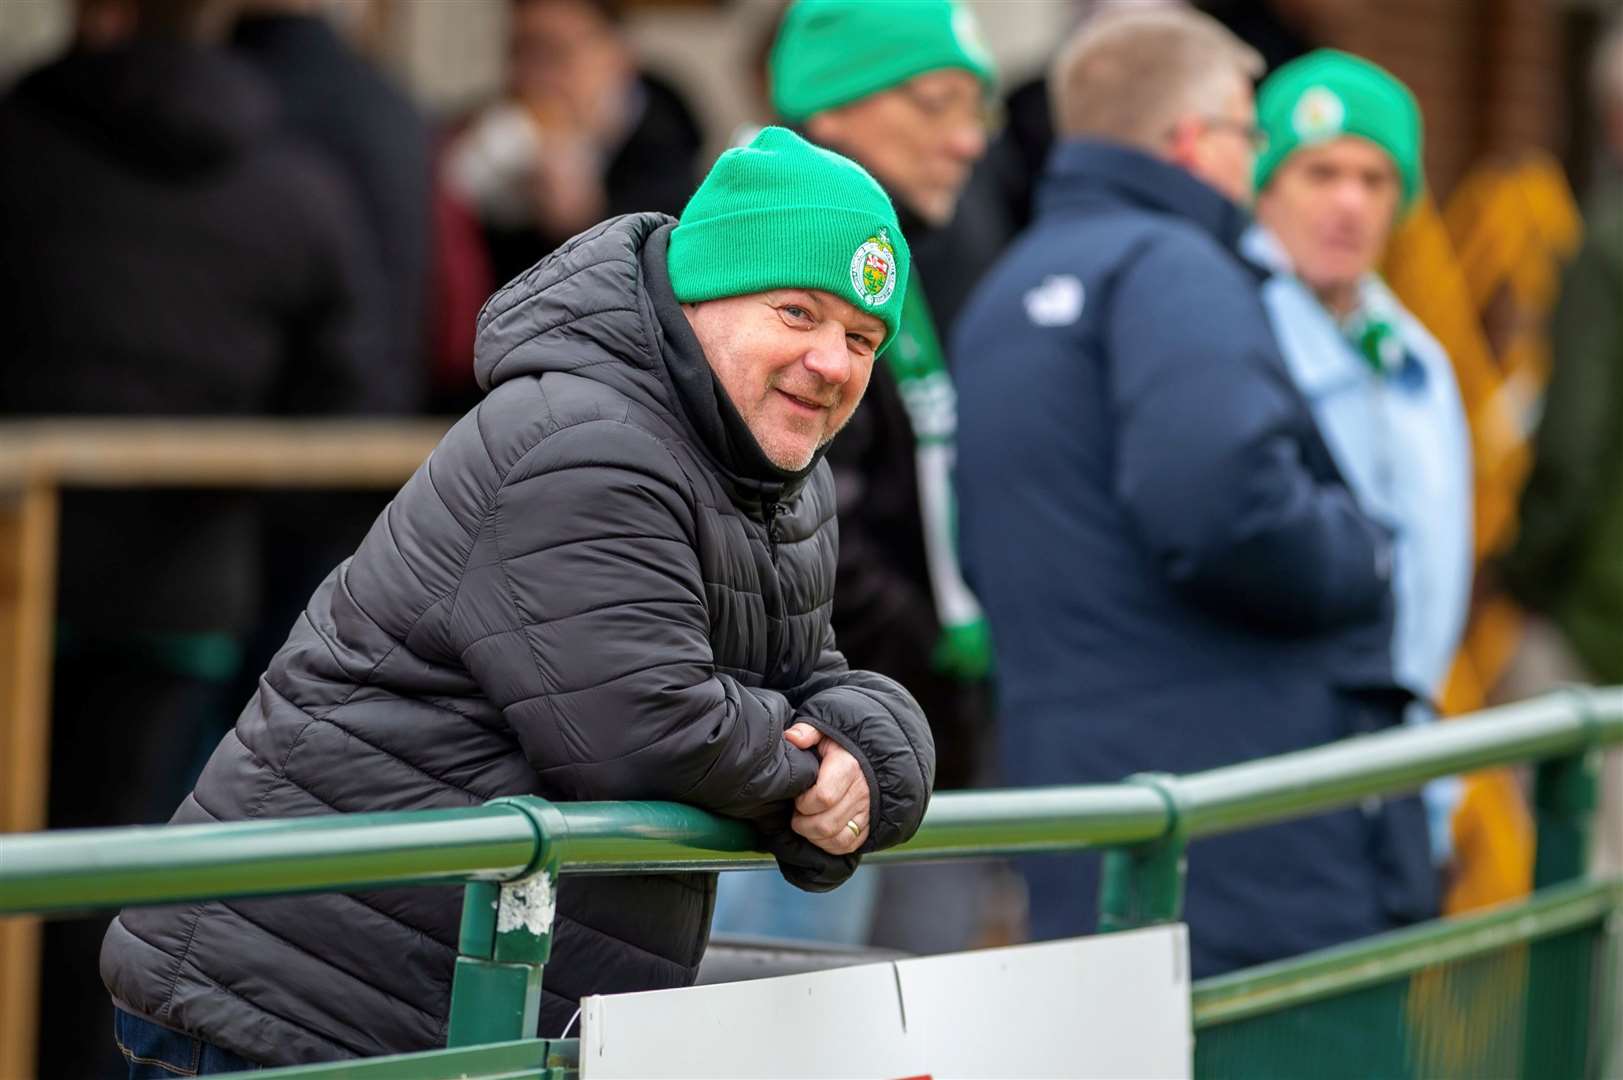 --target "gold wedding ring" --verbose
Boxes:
[845,819,862,839]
